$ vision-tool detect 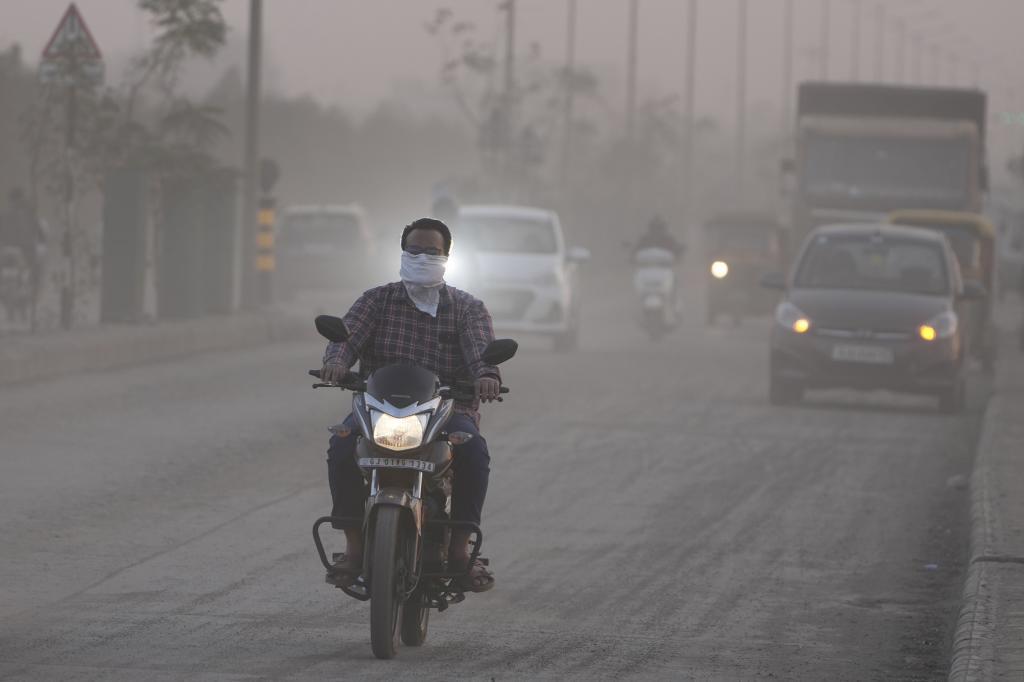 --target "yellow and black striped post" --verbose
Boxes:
[256,195,276,304]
